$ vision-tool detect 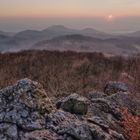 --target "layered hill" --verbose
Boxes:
[0,25,140,55]
[0,25,112,52]
[33,34,140,56]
